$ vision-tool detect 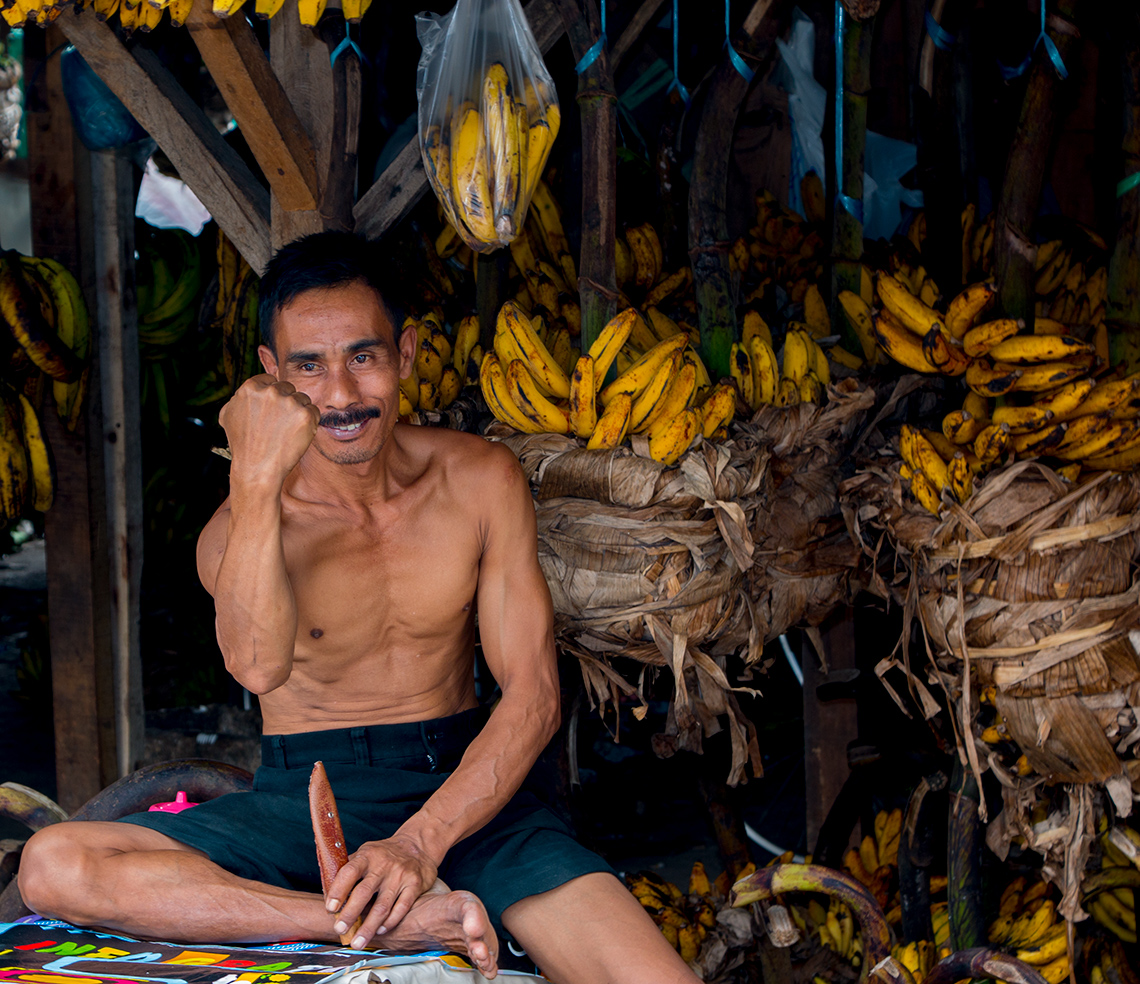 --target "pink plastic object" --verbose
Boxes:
[147,791,199,814]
